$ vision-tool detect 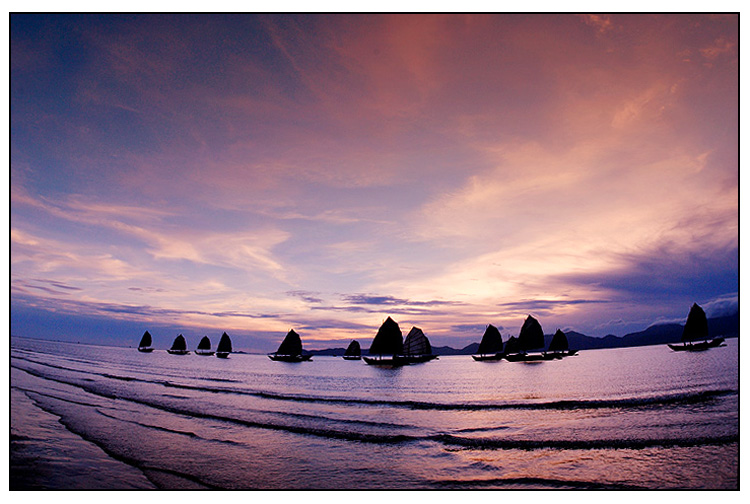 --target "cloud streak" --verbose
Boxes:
[10,14,738,349]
